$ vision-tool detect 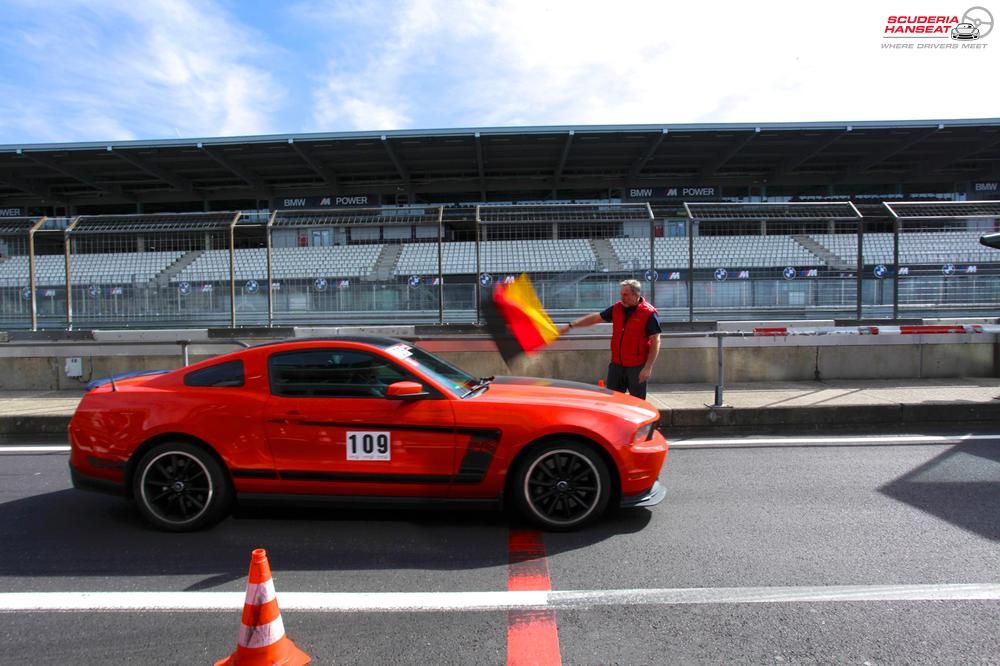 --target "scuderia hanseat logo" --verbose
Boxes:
[883,6,993,47]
